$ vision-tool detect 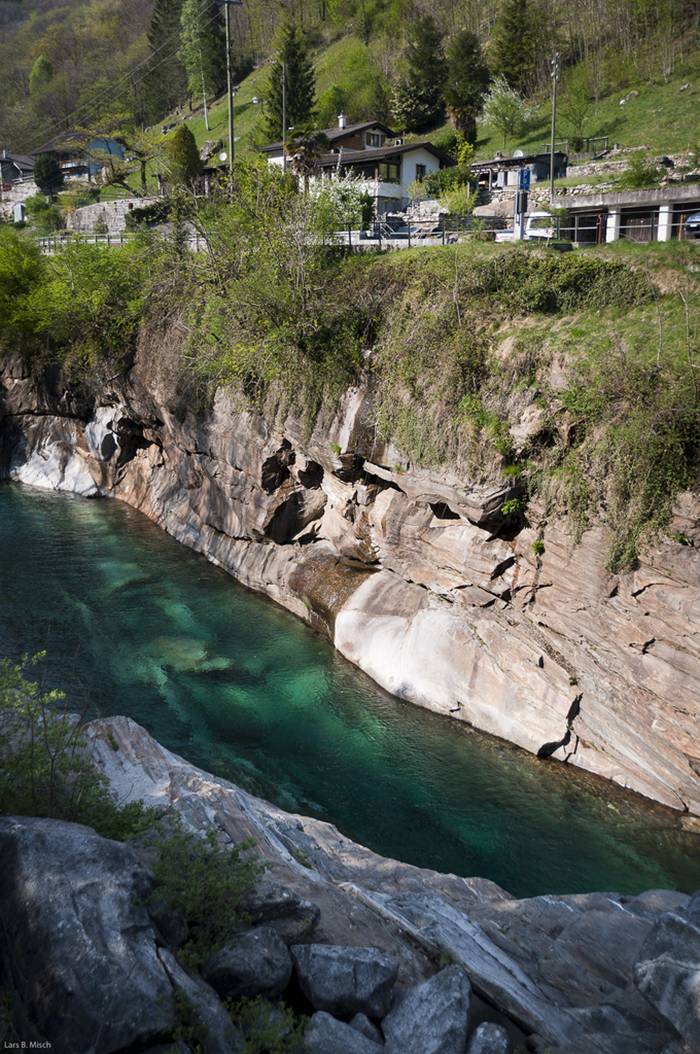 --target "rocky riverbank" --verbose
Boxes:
[1,714,697,1054]
[0,346,699,817]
